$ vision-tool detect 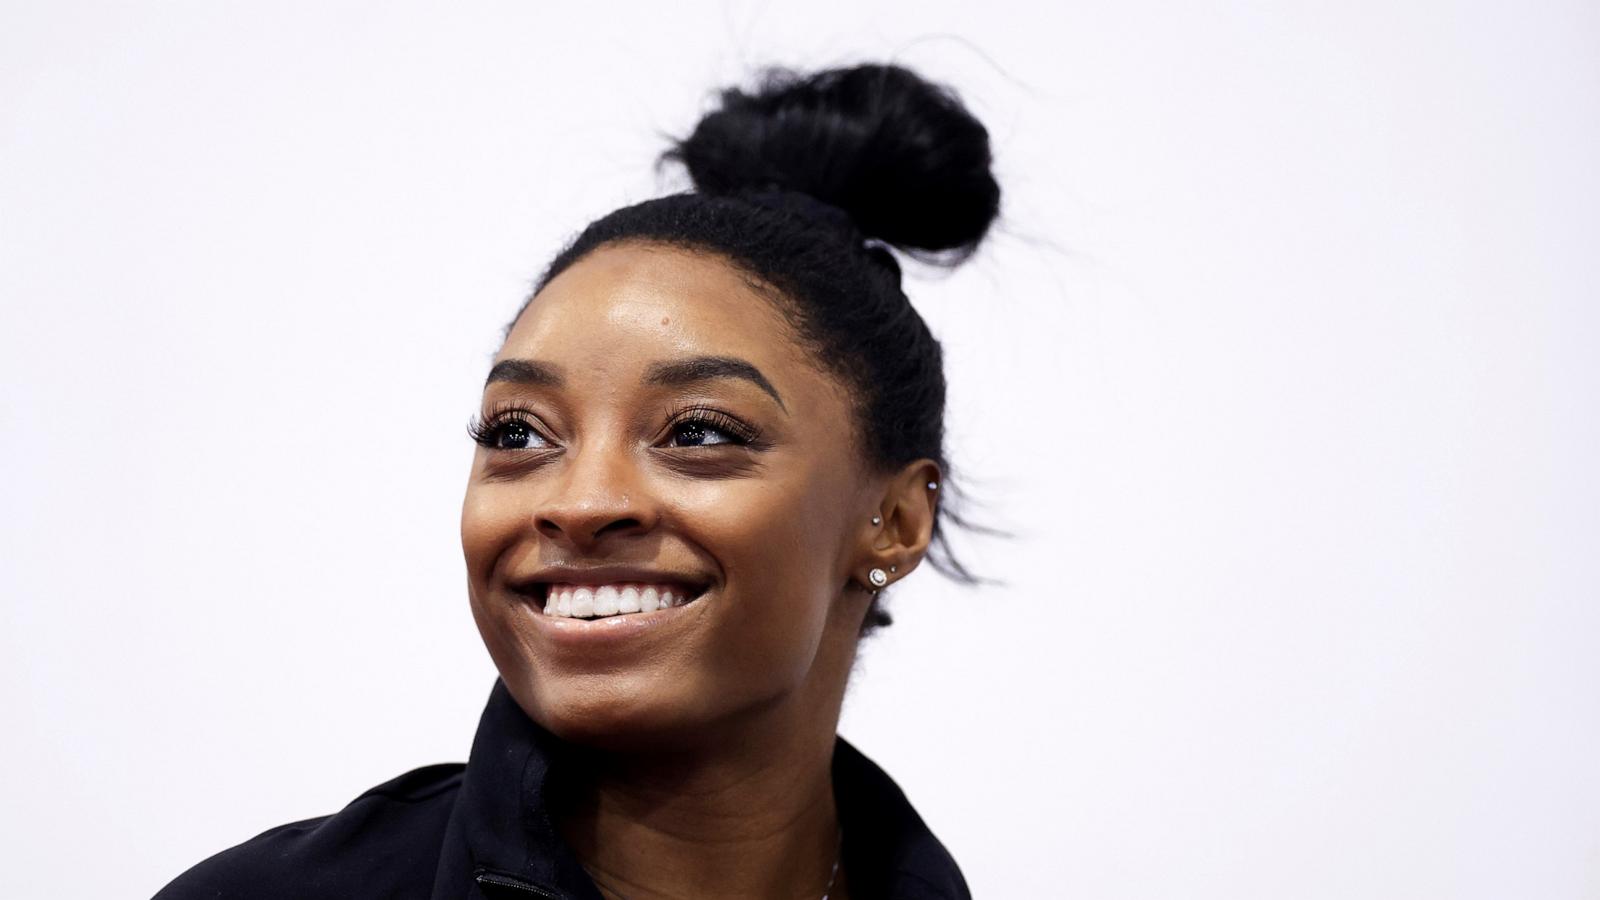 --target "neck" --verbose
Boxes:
[553,673,851,899]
